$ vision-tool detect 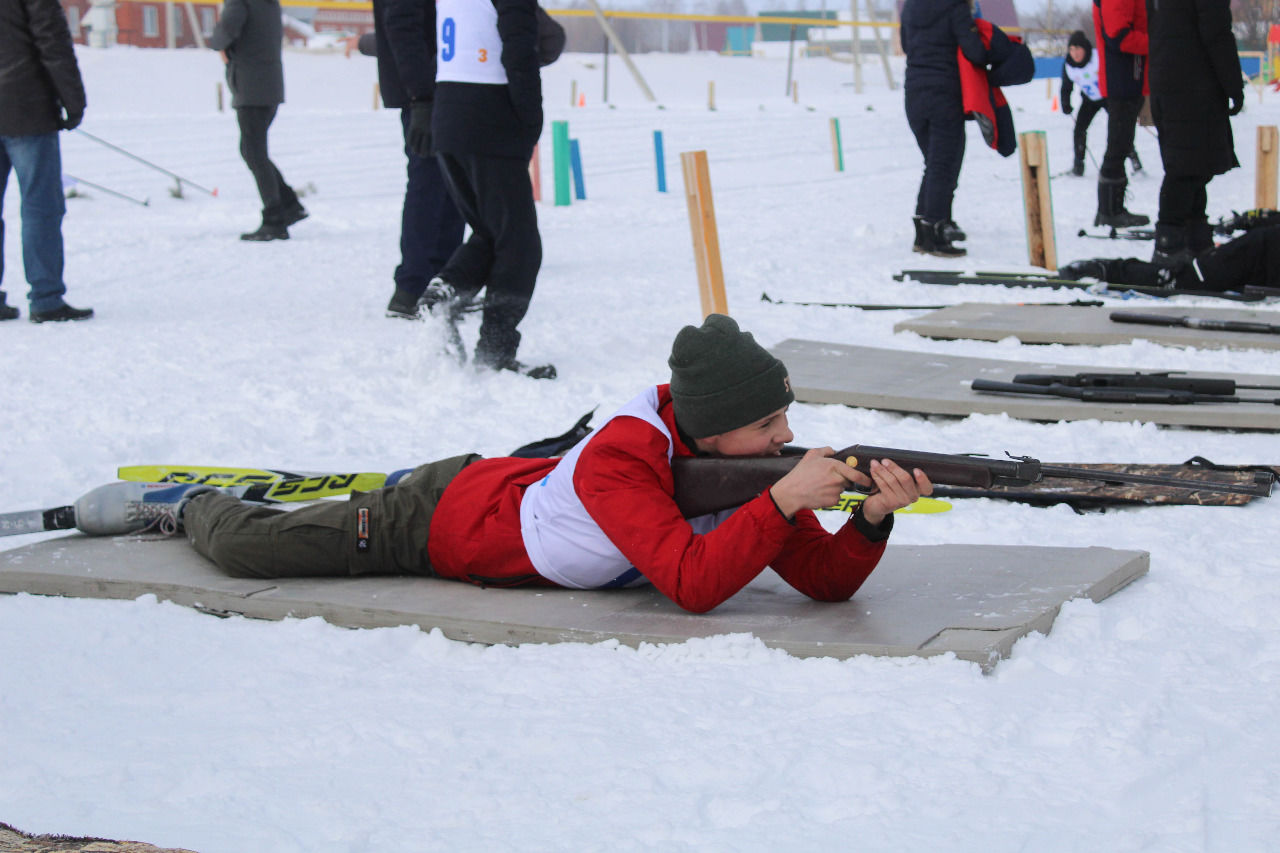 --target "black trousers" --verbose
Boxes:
[1099,95,1143,181]
[396,108,465,299]
[1106,226,1280,292]
[236,105,297,221]
[436,151,541,365]
[1074,98,1106,152]
[1158,174,1211,227]
[906,98,966,223]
